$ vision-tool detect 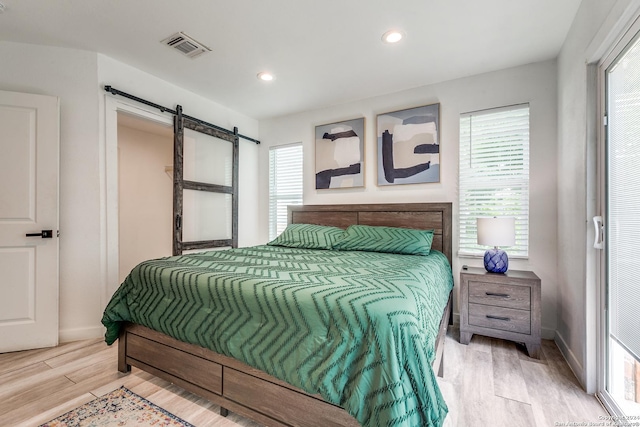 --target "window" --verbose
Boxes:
[269,143,303,240]
[458,104,530,257]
